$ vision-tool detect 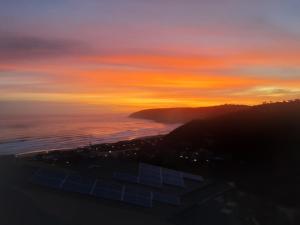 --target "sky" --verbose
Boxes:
[0,0,300,114]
